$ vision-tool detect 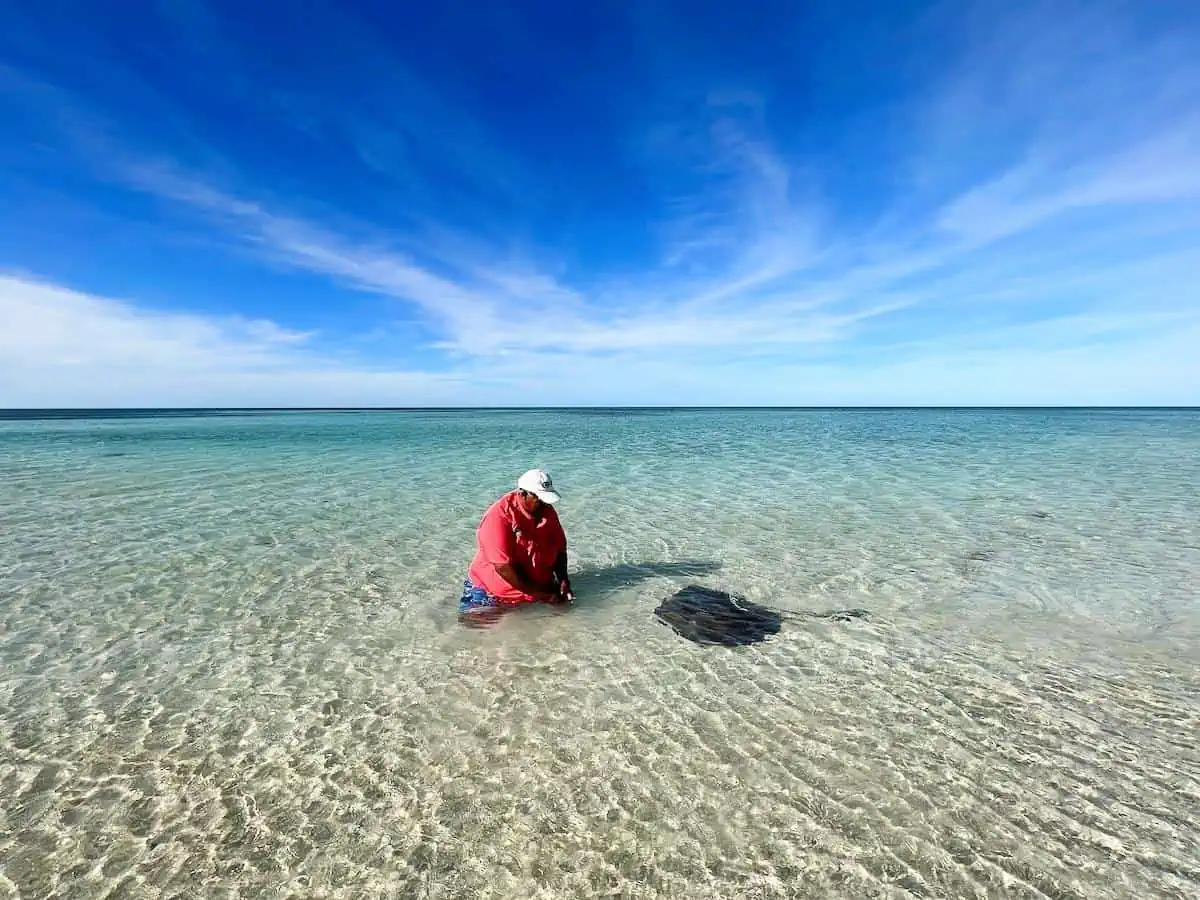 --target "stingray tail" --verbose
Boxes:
[780,608,871,622]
